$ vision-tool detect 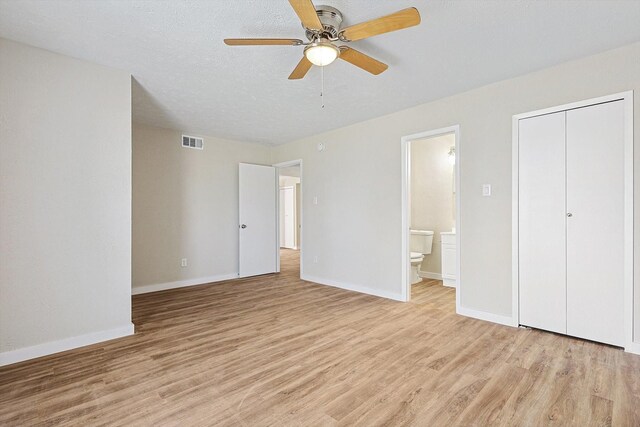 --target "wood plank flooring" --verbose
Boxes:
[1,249,639,426]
